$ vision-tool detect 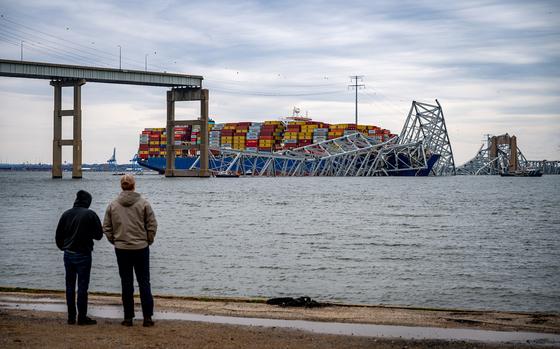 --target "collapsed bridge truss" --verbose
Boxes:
[207,134,432,177]
[457,134,560,175]
[166,100,456,177]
